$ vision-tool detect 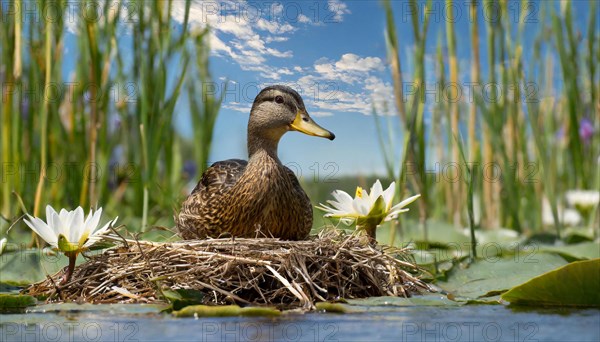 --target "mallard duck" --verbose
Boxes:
[177,85,335,240]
